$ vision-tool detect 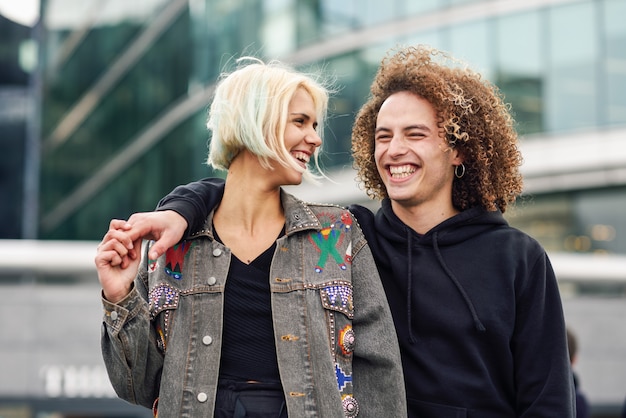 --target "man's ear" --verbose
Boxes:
[450,147,463,166]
